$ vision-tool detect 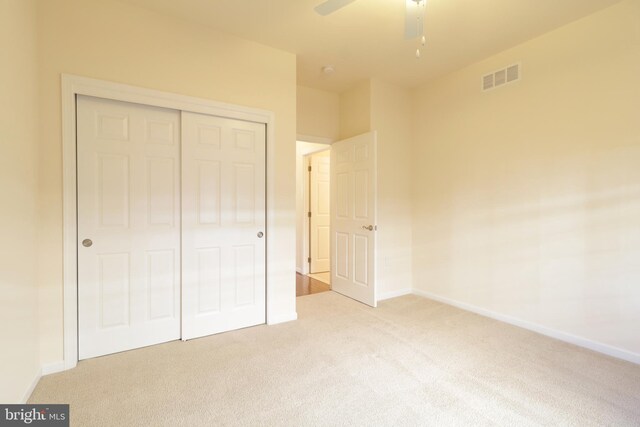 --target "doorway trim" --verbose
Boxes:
[62,74,277,370]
